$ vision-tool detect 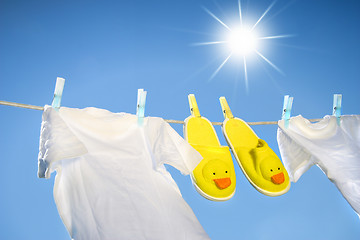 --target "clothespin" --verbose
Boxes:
[282,95,293,129]
[219,96,234,119]
[51,77,65,111]
[333,94,342,126]
[136,89,147,126]
[188,94,201,117]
